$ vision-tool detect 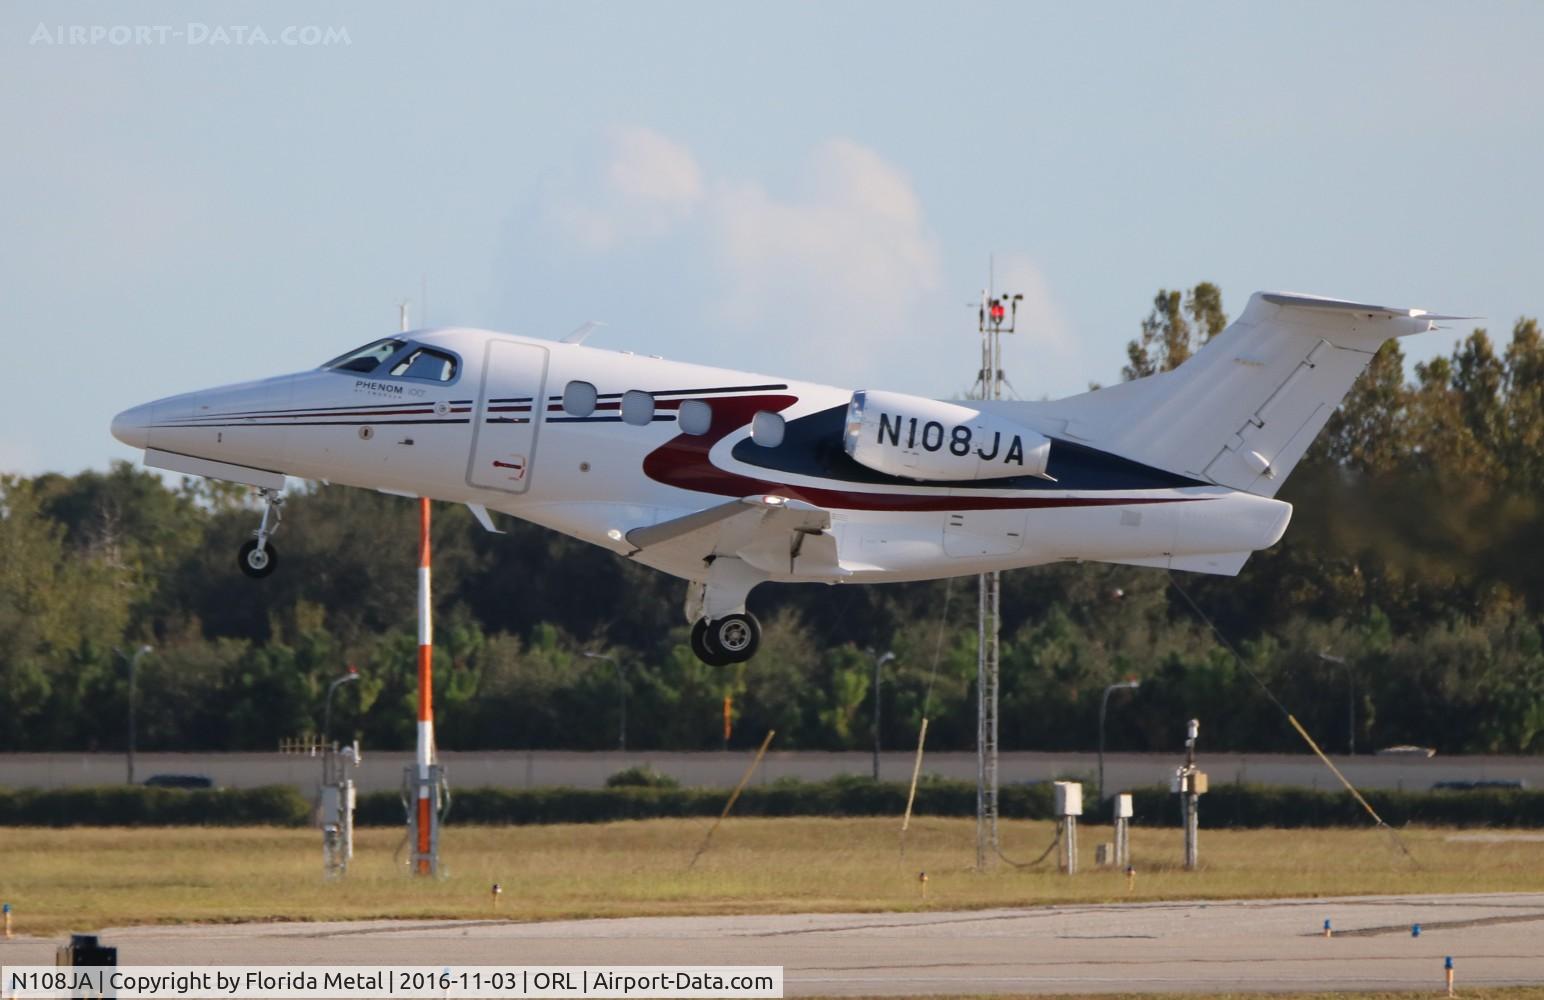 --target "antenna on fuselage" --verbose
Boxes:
[399,301,411,333]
